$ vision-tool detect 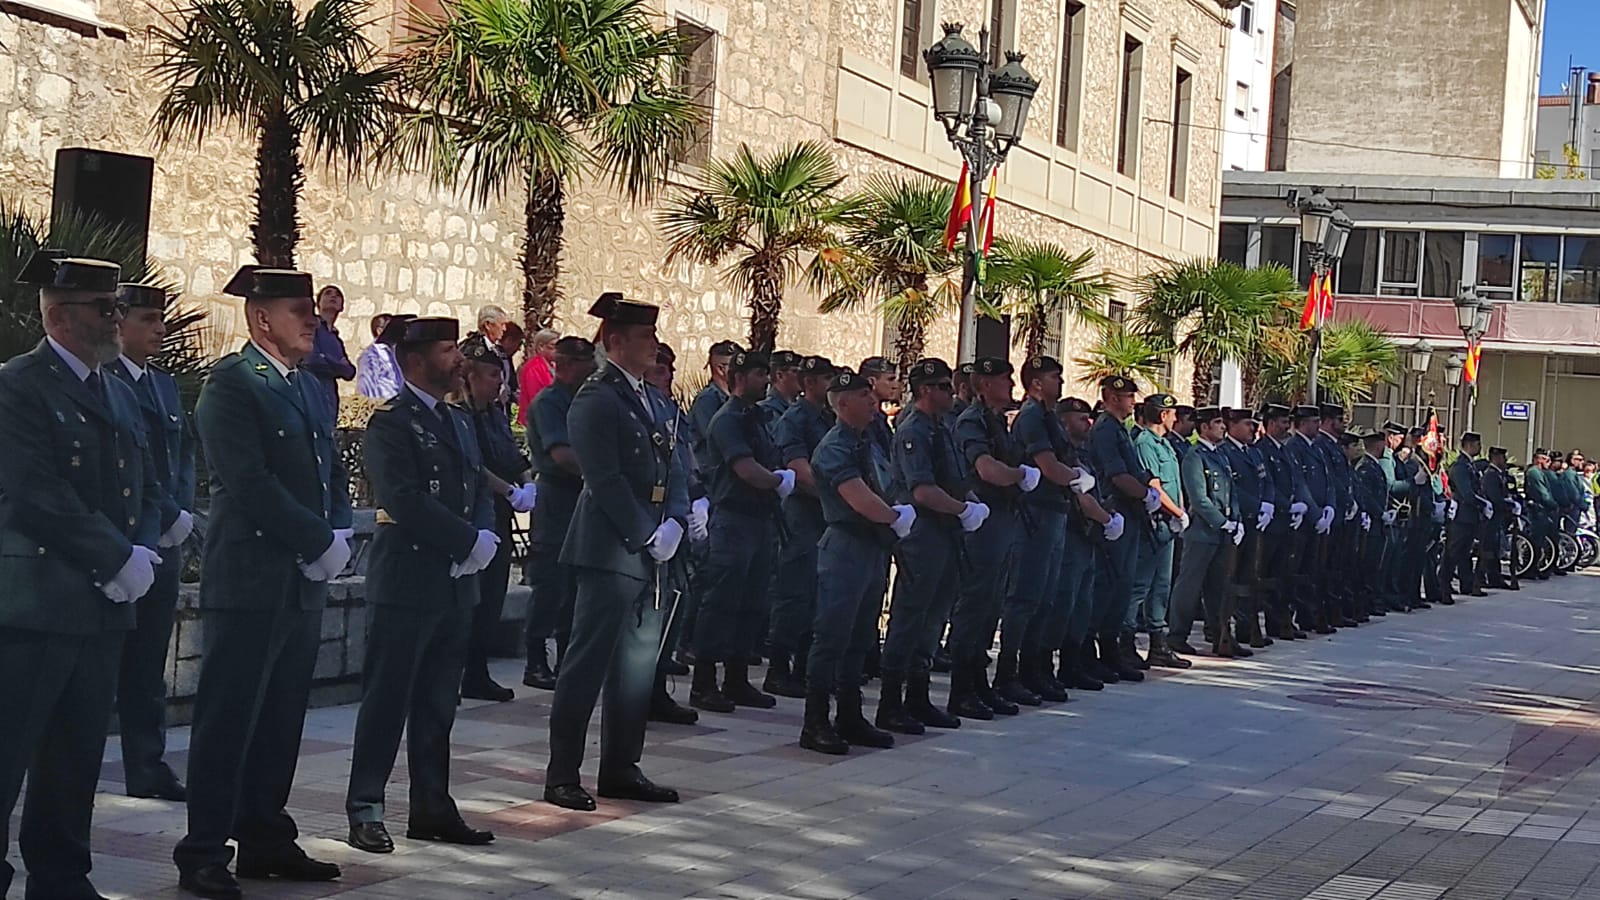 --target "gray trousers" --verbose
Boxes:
[806,528,888,694]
